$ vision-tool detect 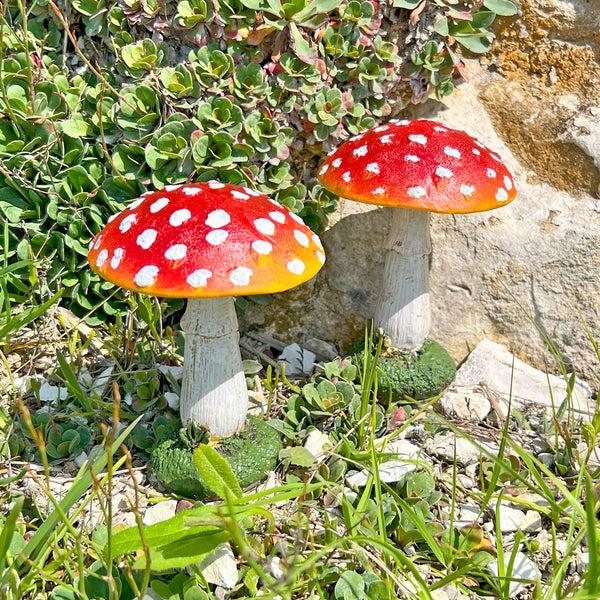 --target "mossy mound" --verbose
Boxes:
[151,414,283,499]
[355,339,456,401]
